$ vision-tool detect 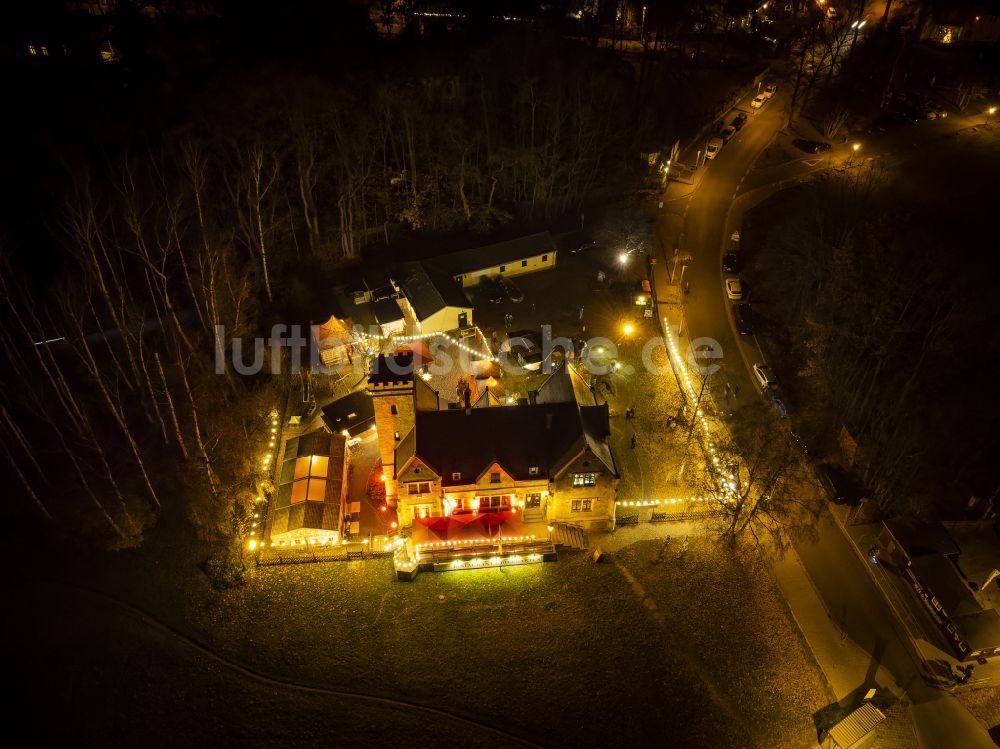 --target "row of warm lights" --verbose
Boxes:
[616,498,712,507]
[262,411,280,469]
[448,554,542,568]
[416,534,537,549]
[248,409,280,547]
[251,535,405,551]
[357,329,499,364]
[662,317,719,464]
